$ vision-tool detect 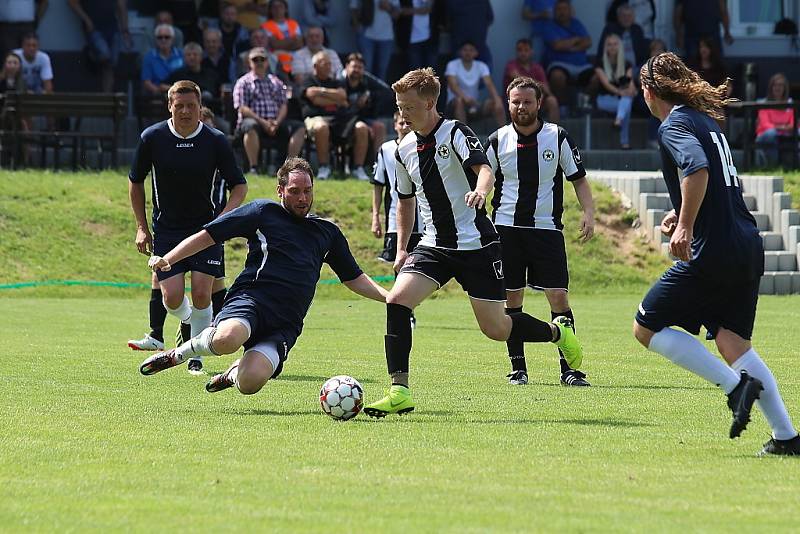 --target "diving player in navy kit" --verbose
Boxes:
[634,53,799,456]
[139,158,389,396]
